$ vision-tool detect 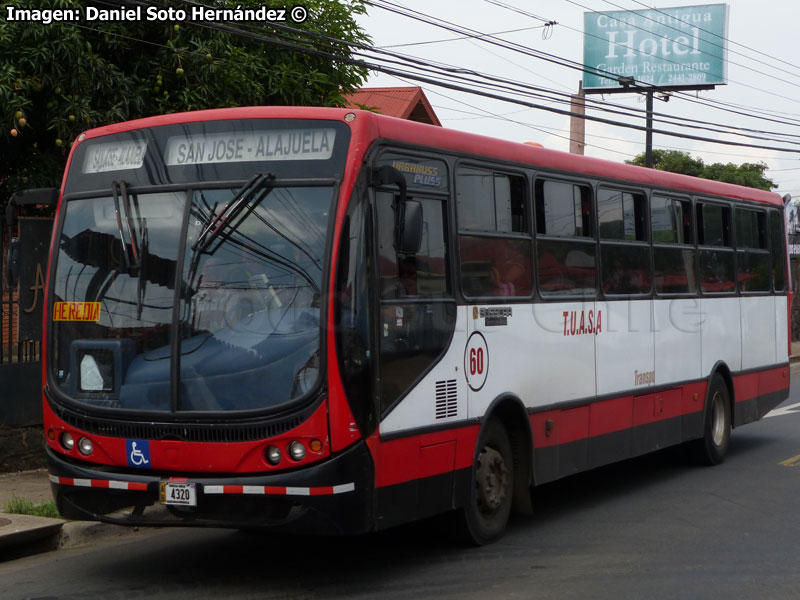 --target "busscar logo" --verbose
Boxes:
[391,160,443,187]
